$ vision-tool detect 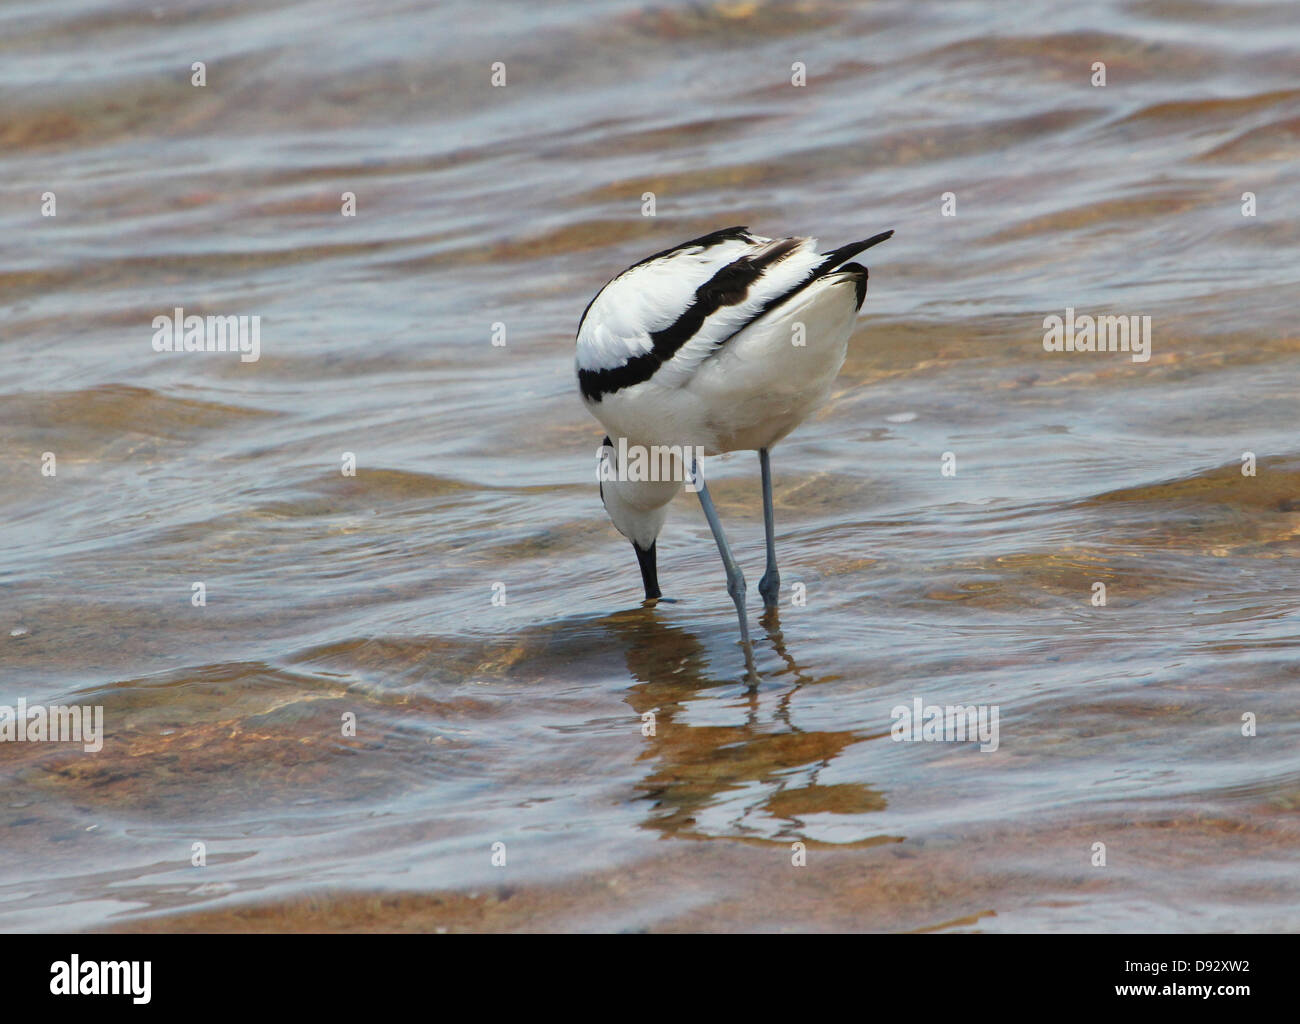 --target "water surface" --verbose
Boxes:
[1,0,1298,931]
